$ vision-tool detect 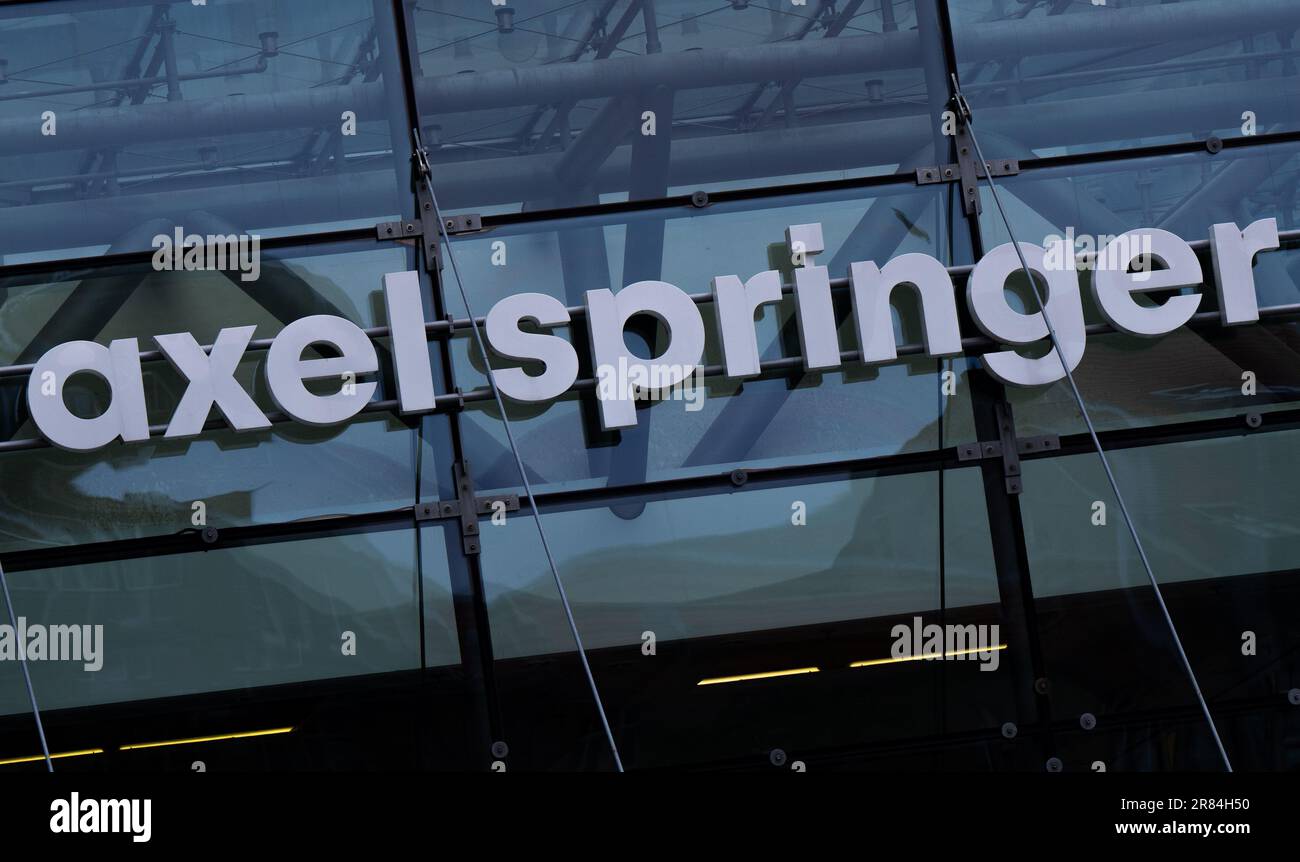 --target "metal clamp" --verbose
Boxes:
[375,219,422,241]
[917,74,1019,215]
[955,404,1058,495]
[413,461,519,555]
